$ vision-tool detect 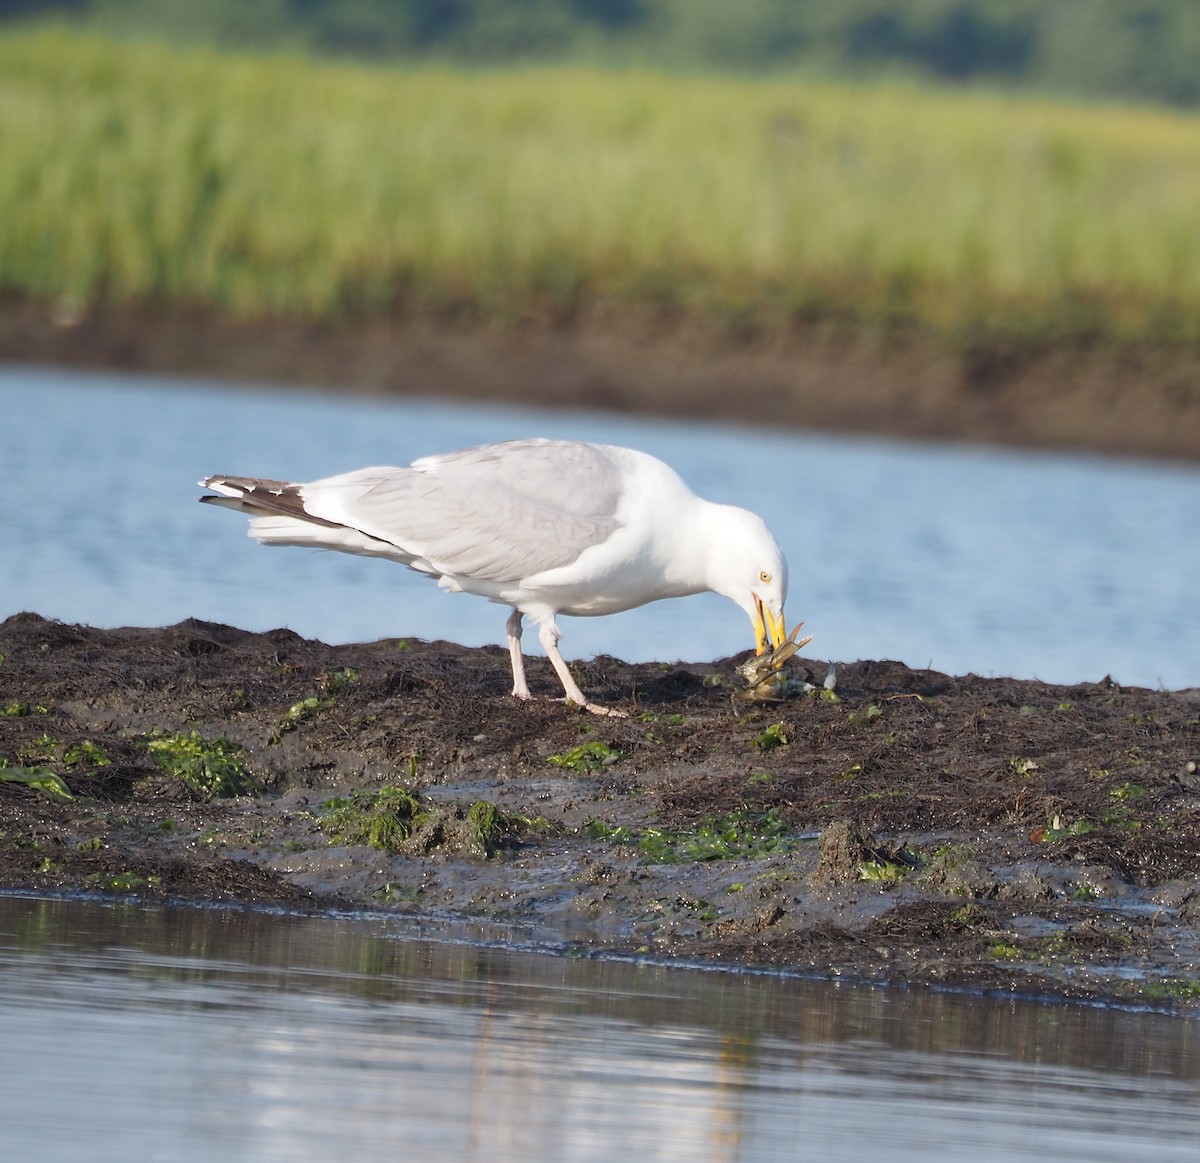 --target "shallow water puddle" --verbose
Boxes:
[1,895,1197,1162]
